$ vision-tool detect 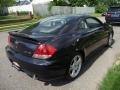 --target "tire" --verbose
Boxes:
[66,53,83,80]
[107,33,113,47]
